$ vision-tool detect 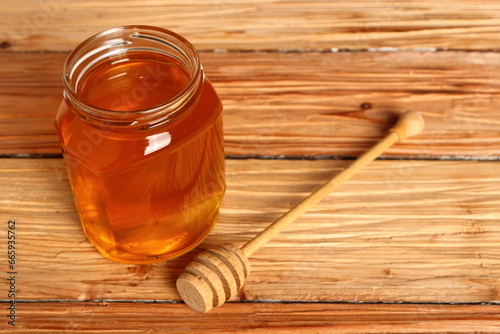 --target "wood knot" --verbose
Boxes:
[360,102,372,110]
[127,264,152,280]
[0,41,11,49]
